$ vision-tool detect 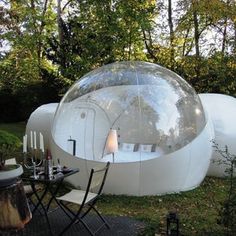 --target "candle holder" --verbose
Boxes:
[22,131,45,179]
[23,148,44,179]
